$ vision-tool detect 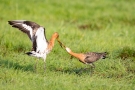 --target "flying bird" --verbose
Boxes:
[57,41,107,71]
[8,20,61,71]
